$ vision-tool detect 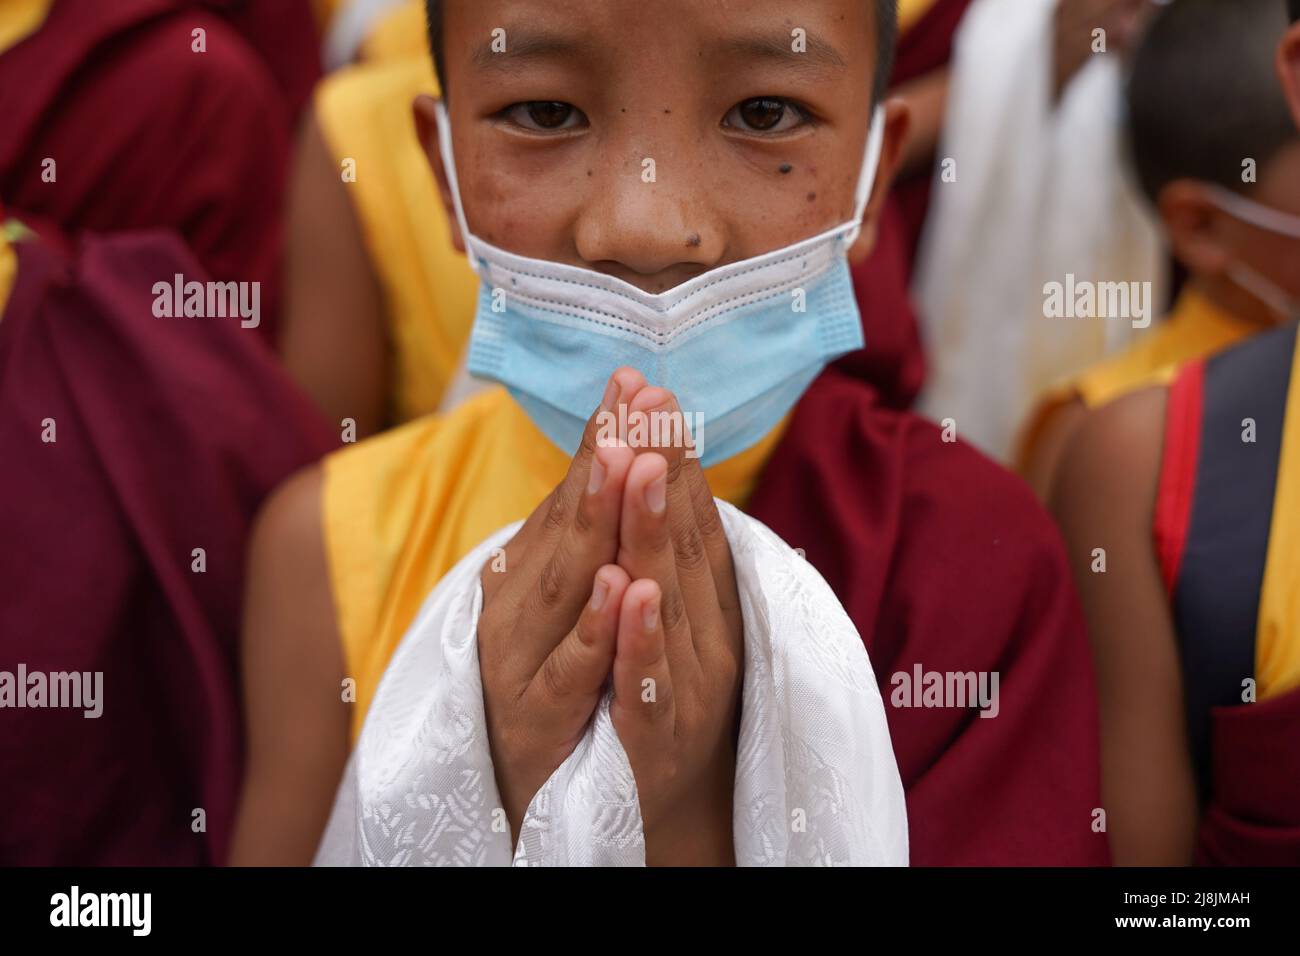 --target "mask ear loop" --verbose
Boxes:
[1206,184,1300,240]
[433,101,486,277]
[843,106,887,248]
